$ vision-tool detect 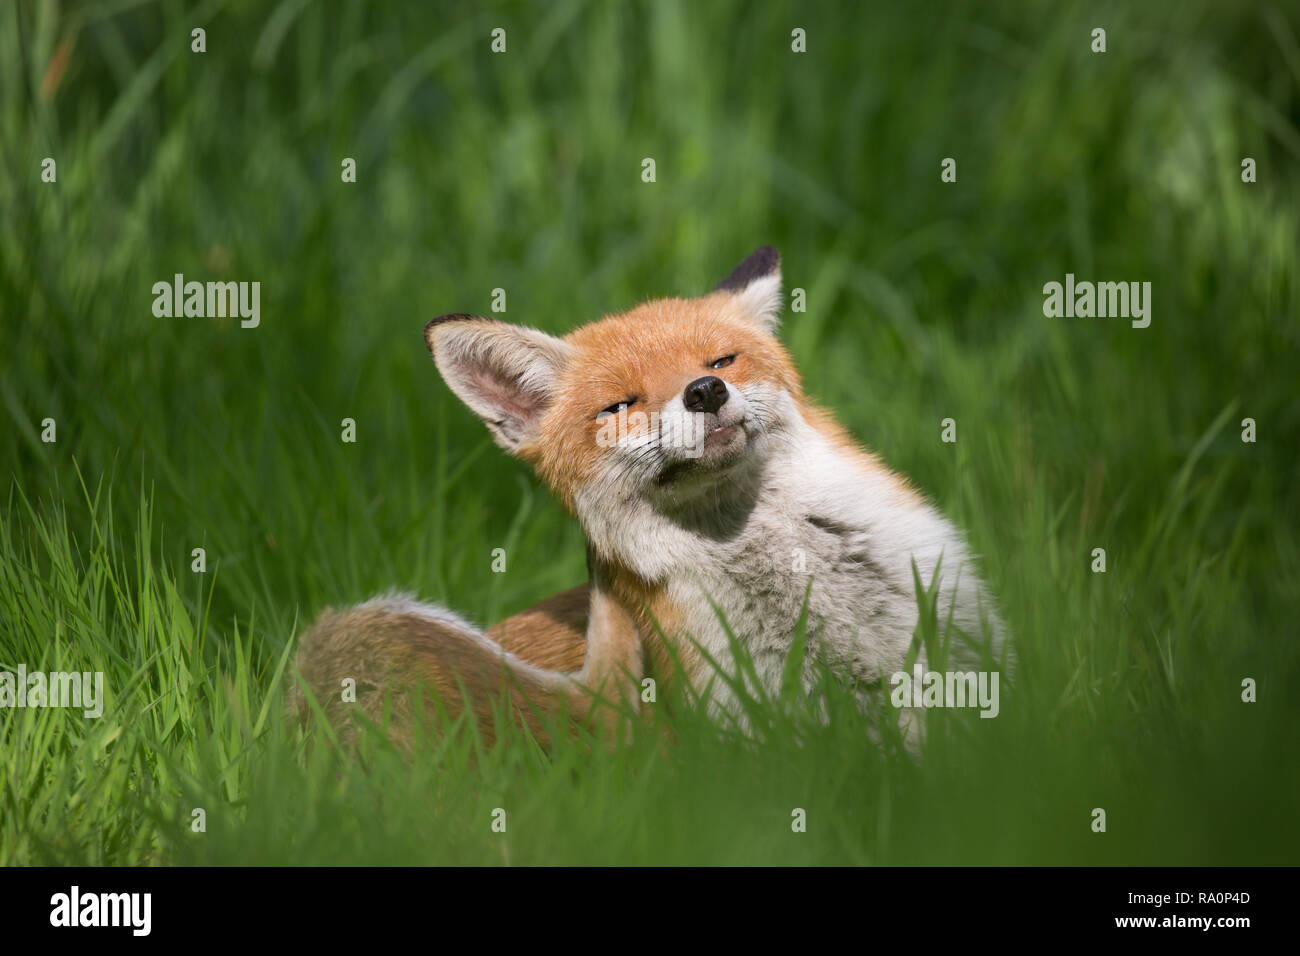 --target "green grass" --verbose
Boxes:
[2,0,1298,865]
